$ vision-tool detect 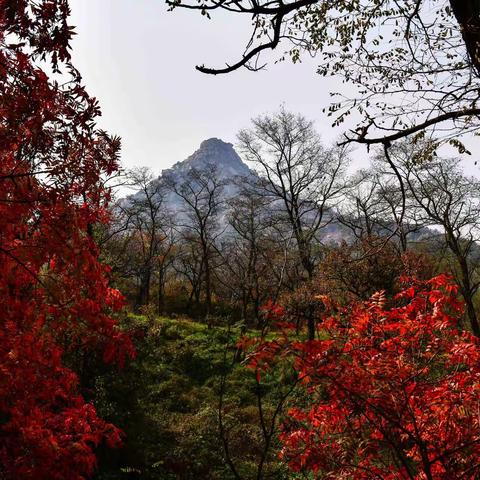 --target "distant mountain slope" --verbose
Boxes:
[165,138,253,180]
[123,138,433,245]
[159,138,259,211]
